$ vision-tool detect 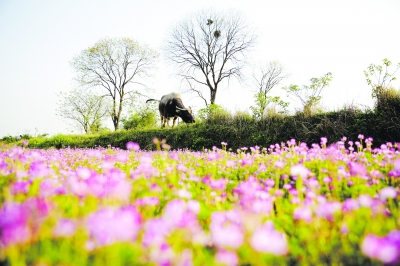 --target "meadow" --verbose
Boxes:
[0,136,399,265]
